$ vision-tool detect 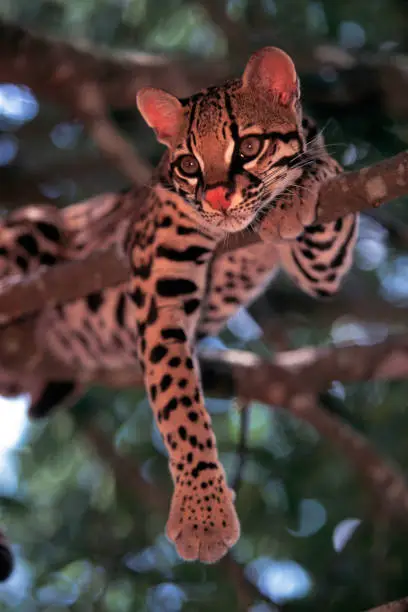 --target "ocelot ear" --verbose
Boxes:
[242,47,299,106]
[137,87,183,145]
